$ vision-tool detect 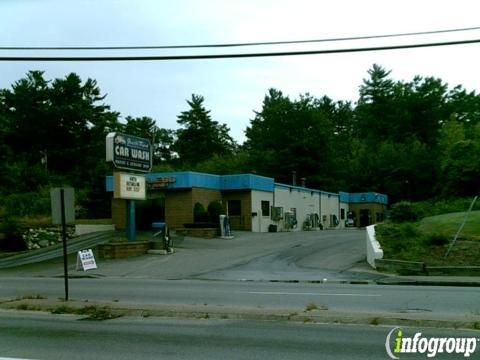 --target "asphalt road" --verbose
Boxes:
[0,312,478,360]
[1,277,479,316]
